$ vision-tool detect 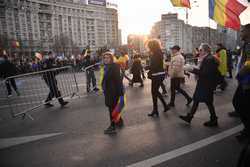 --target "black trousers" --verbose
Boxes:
[44,78,64,104]
[5,78,18,95]
[170,78,191,104]
[86,70,97,92]
[228,67,233,78]
[218,75,227,90]
[151,77,167,112]
[233,85,250,135]
[189,100,217,119]
[160,82,167,93]
[108,106,115,127]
